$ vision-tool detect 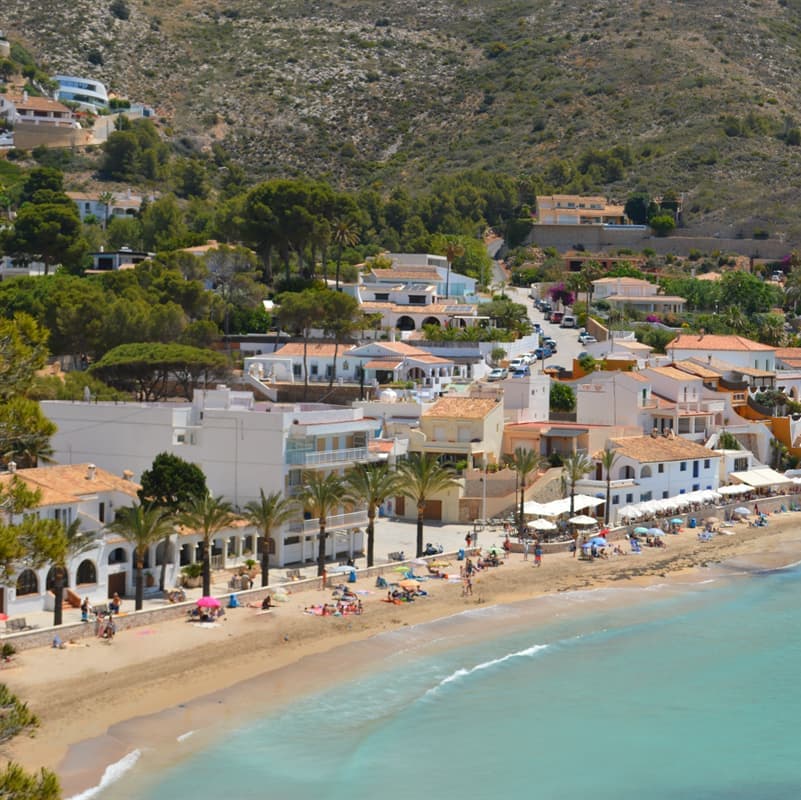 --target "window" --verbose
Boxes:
[734,457,748,471]
[310,364,318,376]
[680,462,687,472]
[611,495,619,505]
[640,466,652,478]
[625,493,633,503]
[76,560,97,585]
[662,491,669,499]
[658,463,664,473]
[408,295,427,305]
[16,569,38,596]
[99,502,105,523]
[374,293,389,301]
[292,364,301,377]
[692,484,700,491]
[704,459,710,469]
